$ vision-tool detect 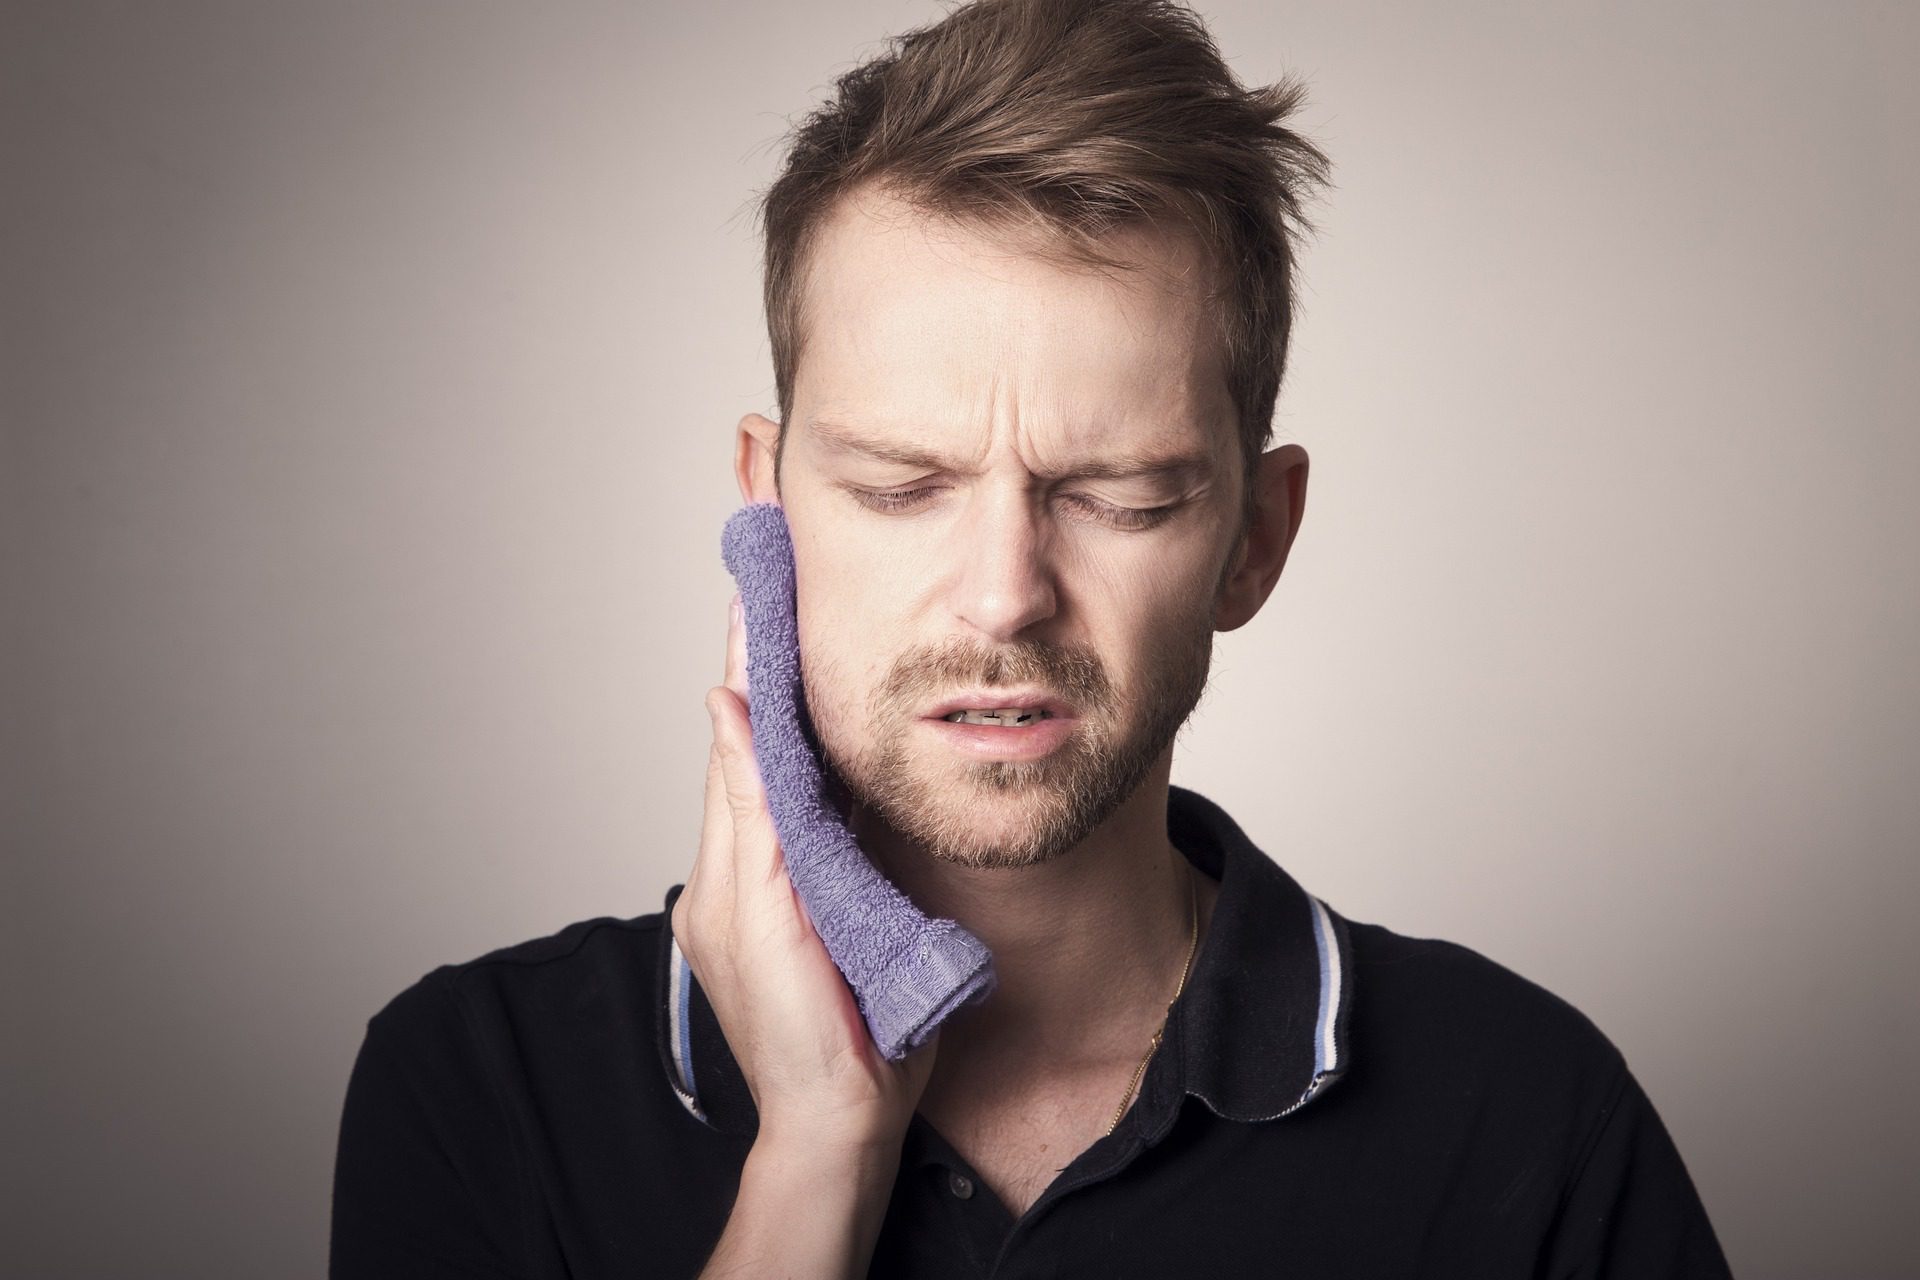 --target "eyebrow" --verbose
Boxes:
[807,418,1214,484]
